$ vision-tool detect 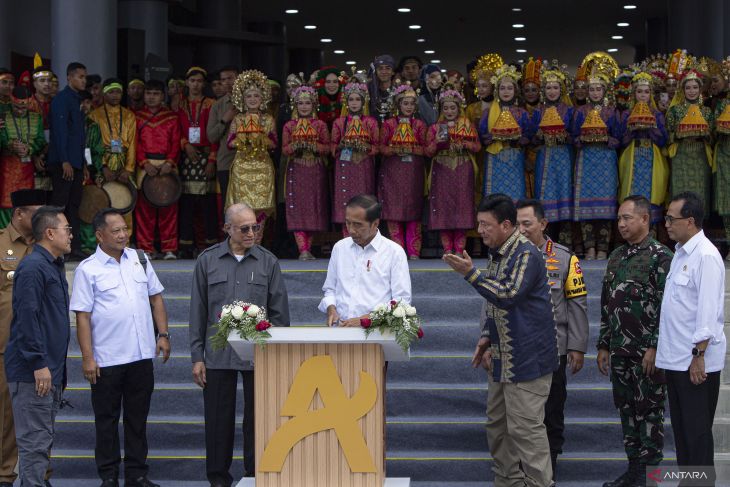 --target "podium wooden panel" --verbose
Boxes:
[255,343,384,487]
[229,328,409,487]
